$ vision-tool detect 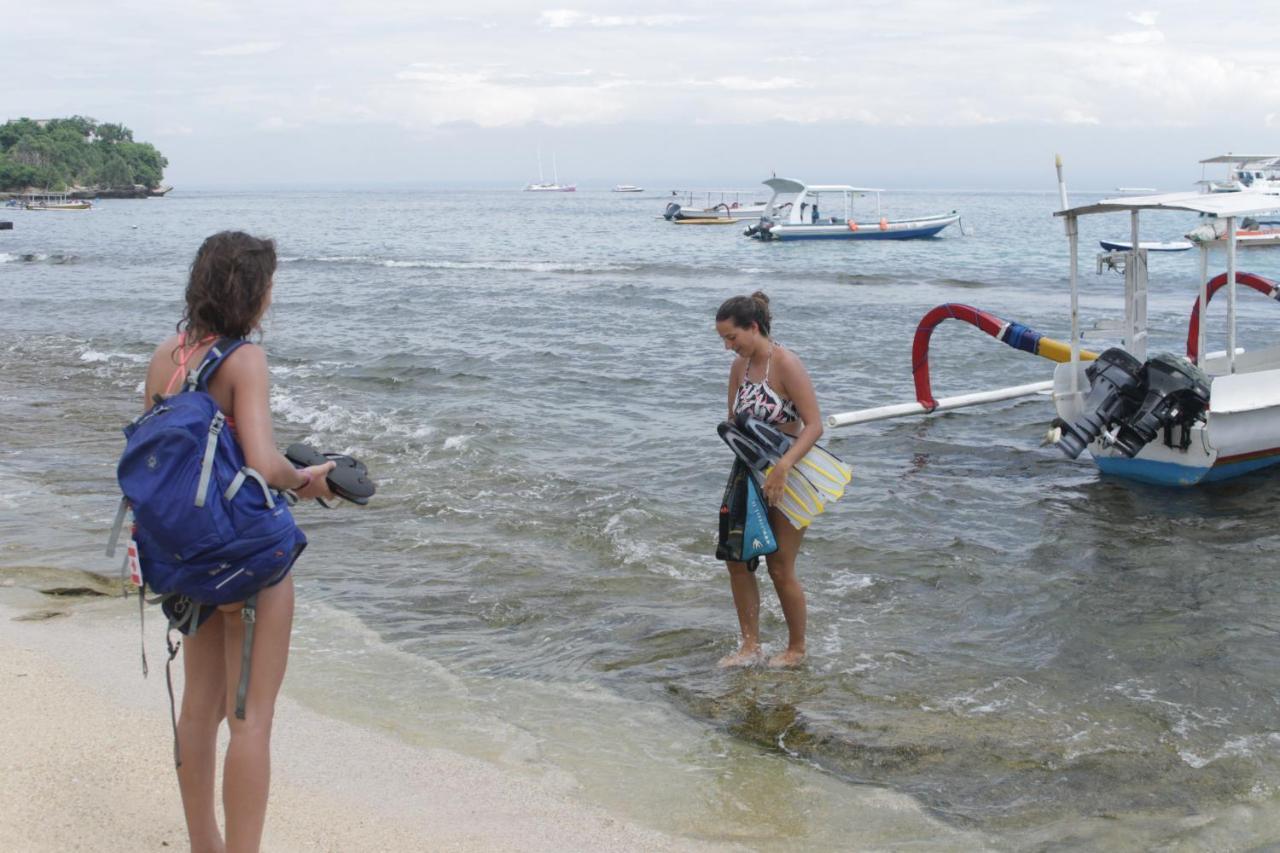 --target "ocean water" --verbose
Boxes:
[4,188,1280,850]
